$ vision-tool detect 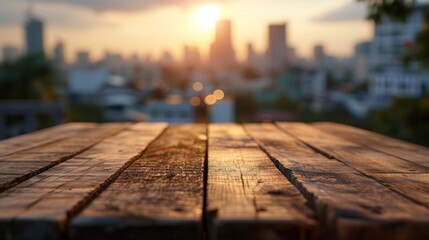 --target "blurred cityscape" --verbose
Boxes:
[0,0,429,146]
